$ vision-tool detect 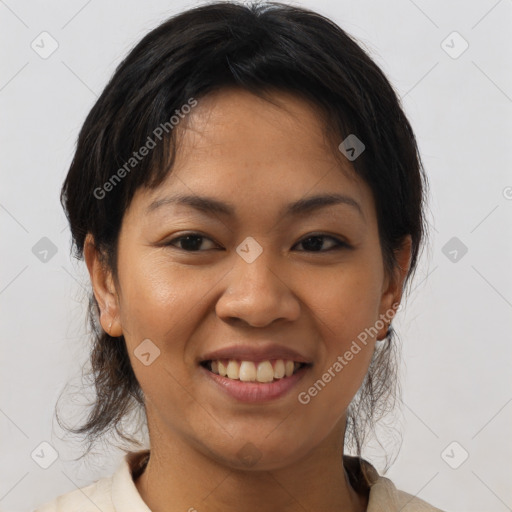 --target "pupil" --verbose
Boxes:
[182,235,202,251]
[304,236,323,251]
